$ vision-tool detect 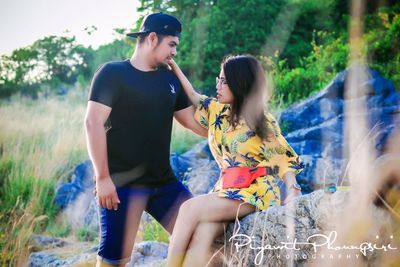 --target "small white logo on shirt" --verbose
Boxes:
[169,84,176,94]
